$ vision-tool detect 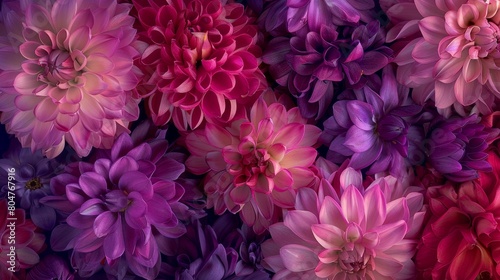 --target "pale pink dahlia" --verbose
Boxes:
[386,0,500,115]
[262,164,426,279]
[133,0,267,130]
[185,96,321,233]
[0,0,142,158]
